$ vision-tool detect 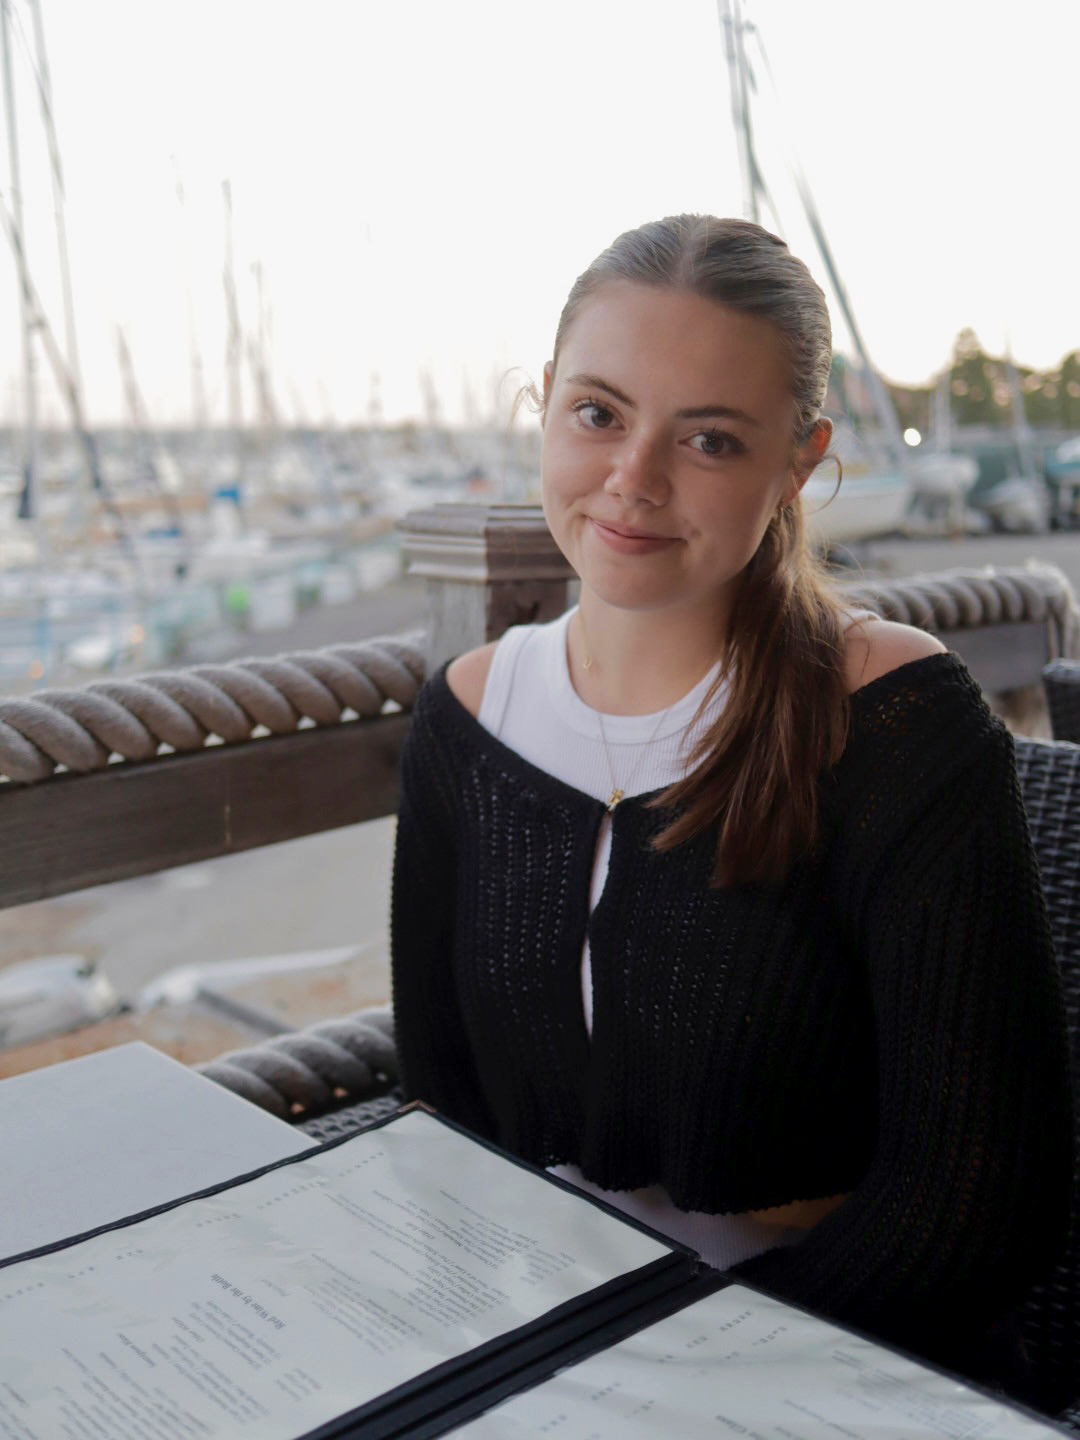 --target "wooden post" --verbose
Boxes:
[398,503,576,670]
